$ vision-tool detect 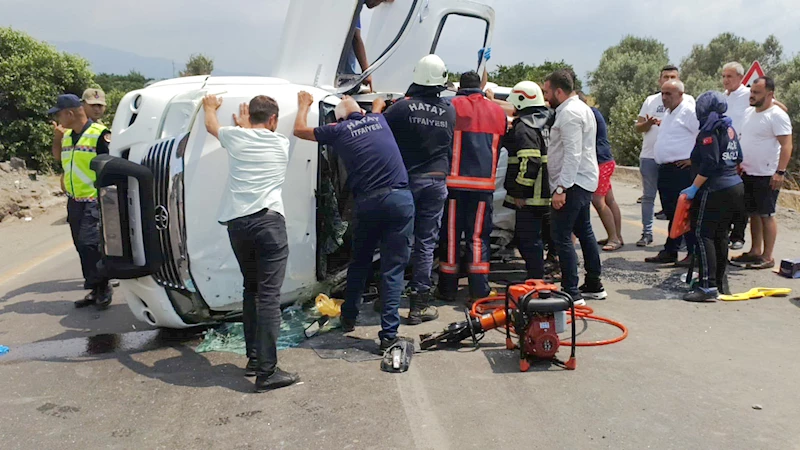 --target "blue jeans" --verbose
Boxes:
[639,157,659,236]
[658,163,696,255]
[343,189,414,340]
[516,207,548,279]
[407,176,448,293]
[550,186,602,299]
